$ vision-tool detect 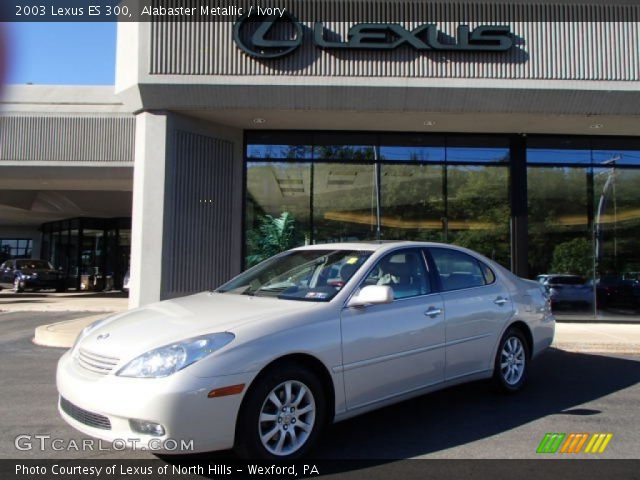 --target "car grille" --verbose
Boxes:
[77,348,120,375]
[60,397,112,430]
